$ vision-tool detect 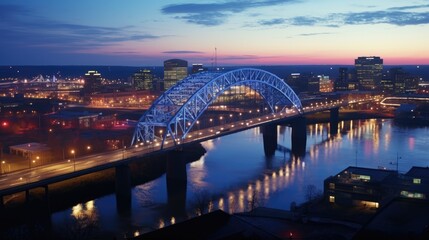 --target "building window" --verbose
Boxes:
[401,190,425,199]
[329,183,335,189]
[329,196,335,203]
[413,178,421,184]
[351,174,371,182]
[361,200,379,208]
